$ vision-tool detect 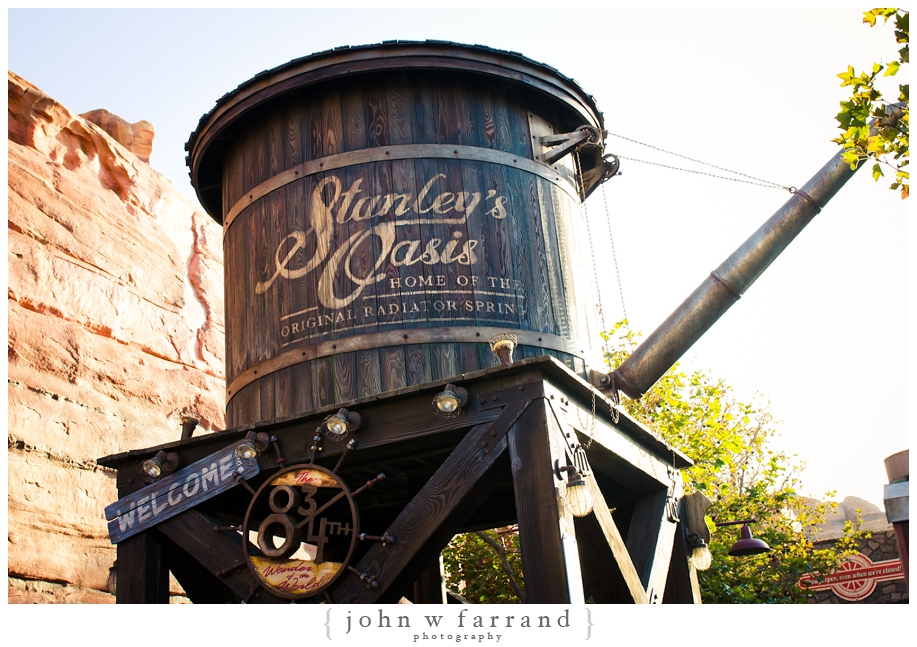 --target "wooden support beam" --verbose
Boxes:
[544,383,678,492]
[413,556,447,604]
[331,405,527,603]
[624,486,680,602]
[116,530,169,603]
[662,518,703,604]
[585,474,649,603]
[157,508,285,604]
[508,398,584,603]
[163,536,242,603]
